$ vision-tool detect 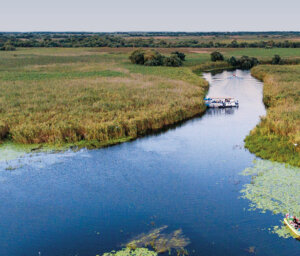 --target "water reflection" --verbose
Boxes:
[206,108,236,115]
